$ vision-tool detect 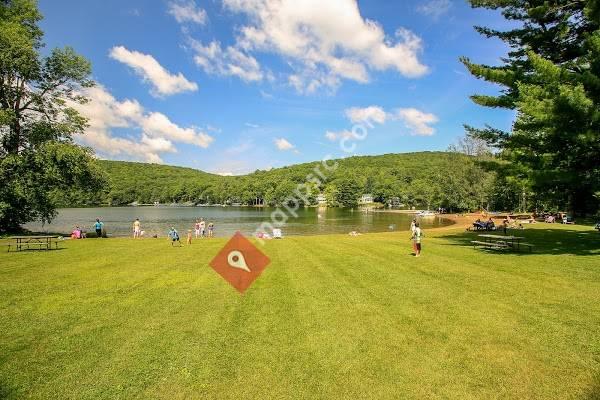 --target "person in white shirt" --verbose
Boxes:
[410,219,417,254]
[411,222,423,257]
[199,218,206,237]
